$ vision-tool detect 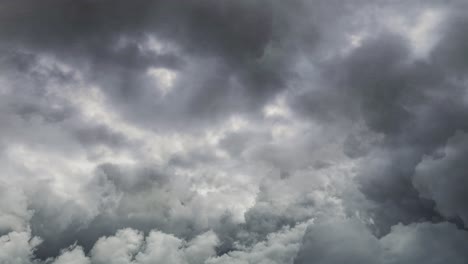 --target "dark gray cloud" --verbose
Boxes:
[414,131,468,225]
[0,0,290,131]
[288,6,468,234]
